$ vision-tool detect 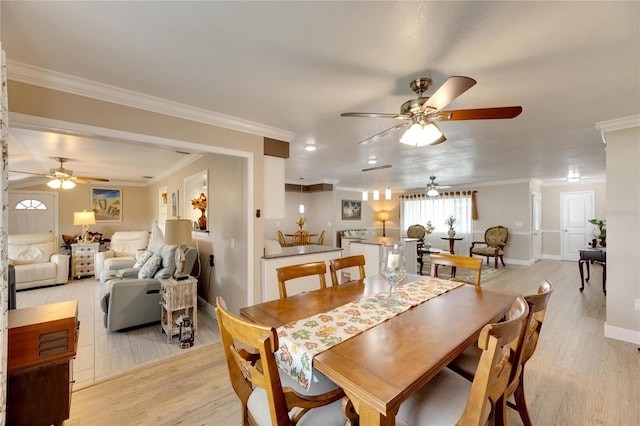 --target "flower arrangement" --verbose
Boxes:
[191,193,207,210]
[588,218,606,237]
[445,216,456,228]
[425,221,435,234]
